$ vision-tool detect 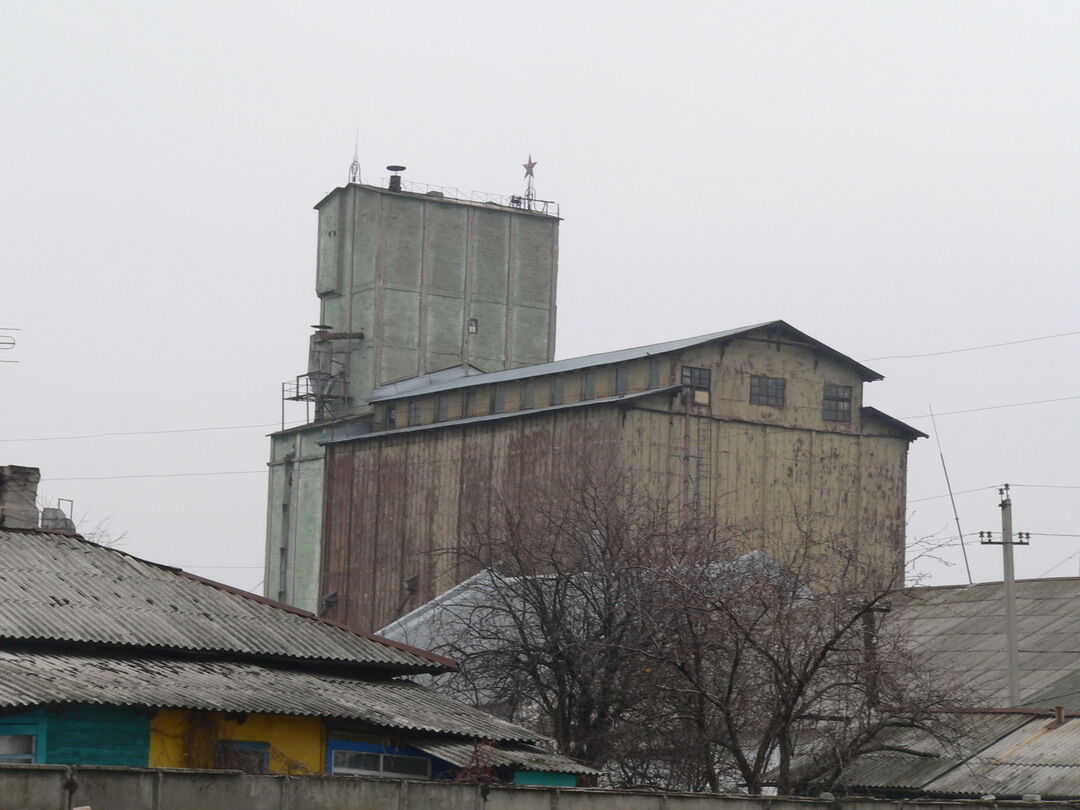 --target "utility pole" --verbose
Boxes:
[980,484,1031,707]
